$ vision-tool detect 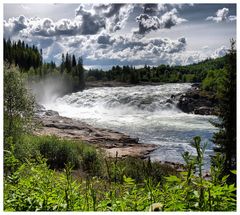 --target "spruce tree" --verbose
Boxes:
[77,57,85,90]
[212,39,236,183]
